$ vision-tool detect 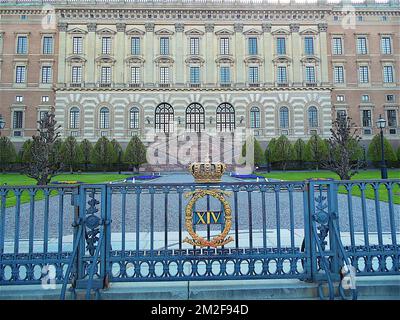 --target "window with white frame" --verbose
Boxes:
[16,66,26,83]
[336,95,345,102]
[357,37,368,55]
[337,110,347,120]
[334,66,344,83]
[219,38,229,55]
[16,36,27,54]
[361,94,370,102]
[381,37,392,55]
[279,107,289,128]
[41,66,52,83]
[277,66,287,84]
[39,111,48,121]
[304,37,314,55]
[72,66,82,83]
[250,106,260,128]
[42,36,53,54]
[13,111,23,129]
[129,107,139,129]
[73,37,83,54]
[248,67,259,84]
[305,66,316,83]
[16,96,23,102]
[131,37,140,55]
[160,37,169,55]
[42,96,49,103]
[220,66,230,83]
[190,37,199,55]
[387,110,397,127]
[70,107,80,129]
[190,67,200,84]
[248,37,258,55]
[101,67,111,84]
[362,110,372,127]
[131,67,141,84]
[383,65,394,83]
[102,37,112,55]
[332,37,343,55]
[358,66,369,83]
[99,107,110,129]
[308,106,318,128]
[276,37,286,55]
[159,67,169,83]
